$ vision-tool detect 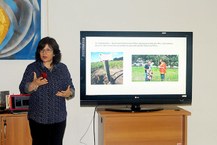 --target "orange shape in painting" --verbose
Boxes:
[0,6,10,44]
